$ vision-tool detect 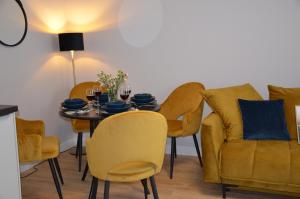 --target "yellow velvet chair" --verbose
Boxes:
[159,82,205,179]
[86,111,167,199]
[69,81,105,171]
[16,117,63,199]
